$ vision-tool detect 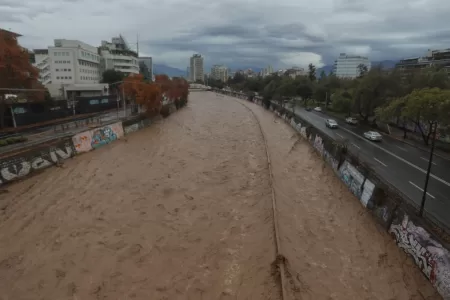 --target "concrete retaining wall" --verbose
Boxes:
[226,93,450,299]
[0,103,178,187]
